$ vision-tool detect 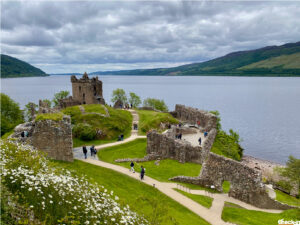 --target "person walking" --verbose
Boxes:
[204,131,208,138]
[82,146,87,159]
[130,161,135,173]
[140,166,145,180]
[198,137,202,146]
[90,145,96,158]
